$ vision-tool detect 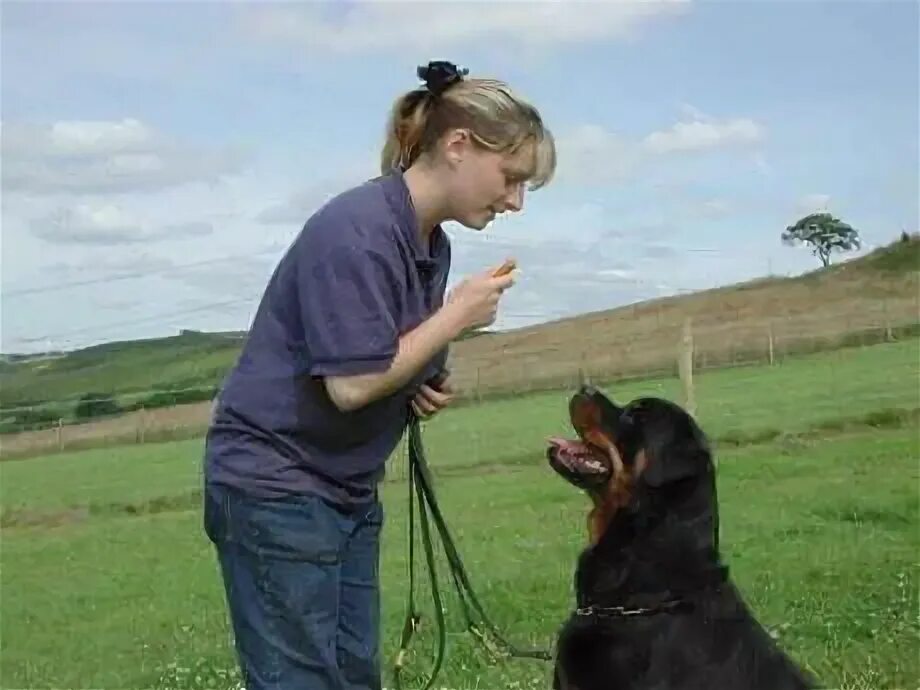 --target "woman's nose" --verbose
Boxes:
[504,184,524,212]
